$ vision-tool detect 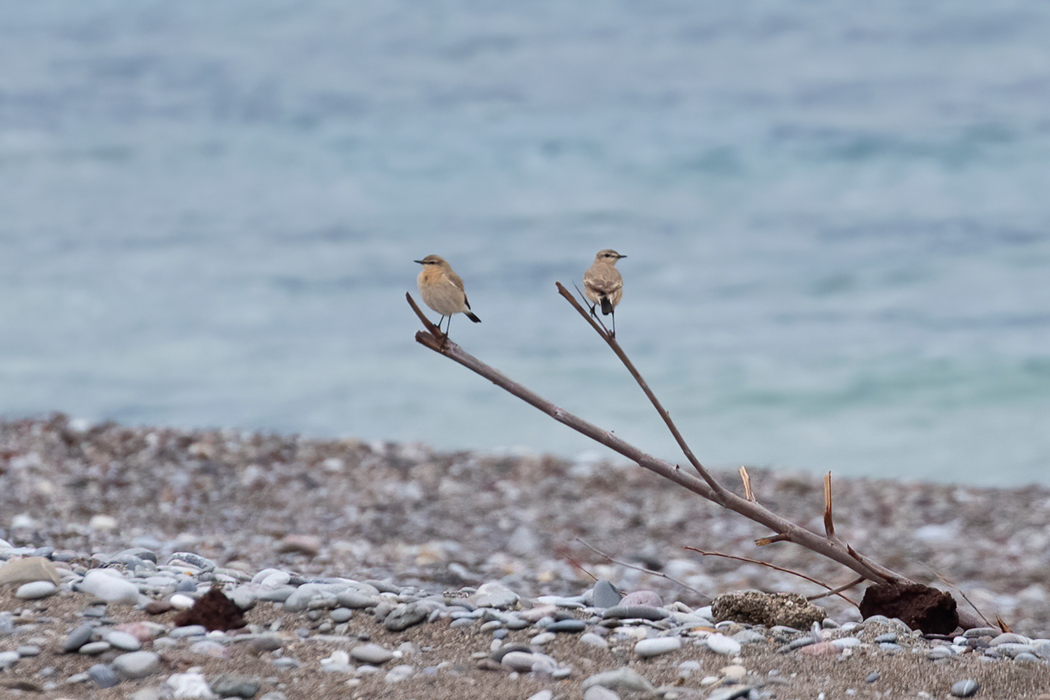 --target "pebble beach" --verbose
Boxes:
[2,414,1050,698]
